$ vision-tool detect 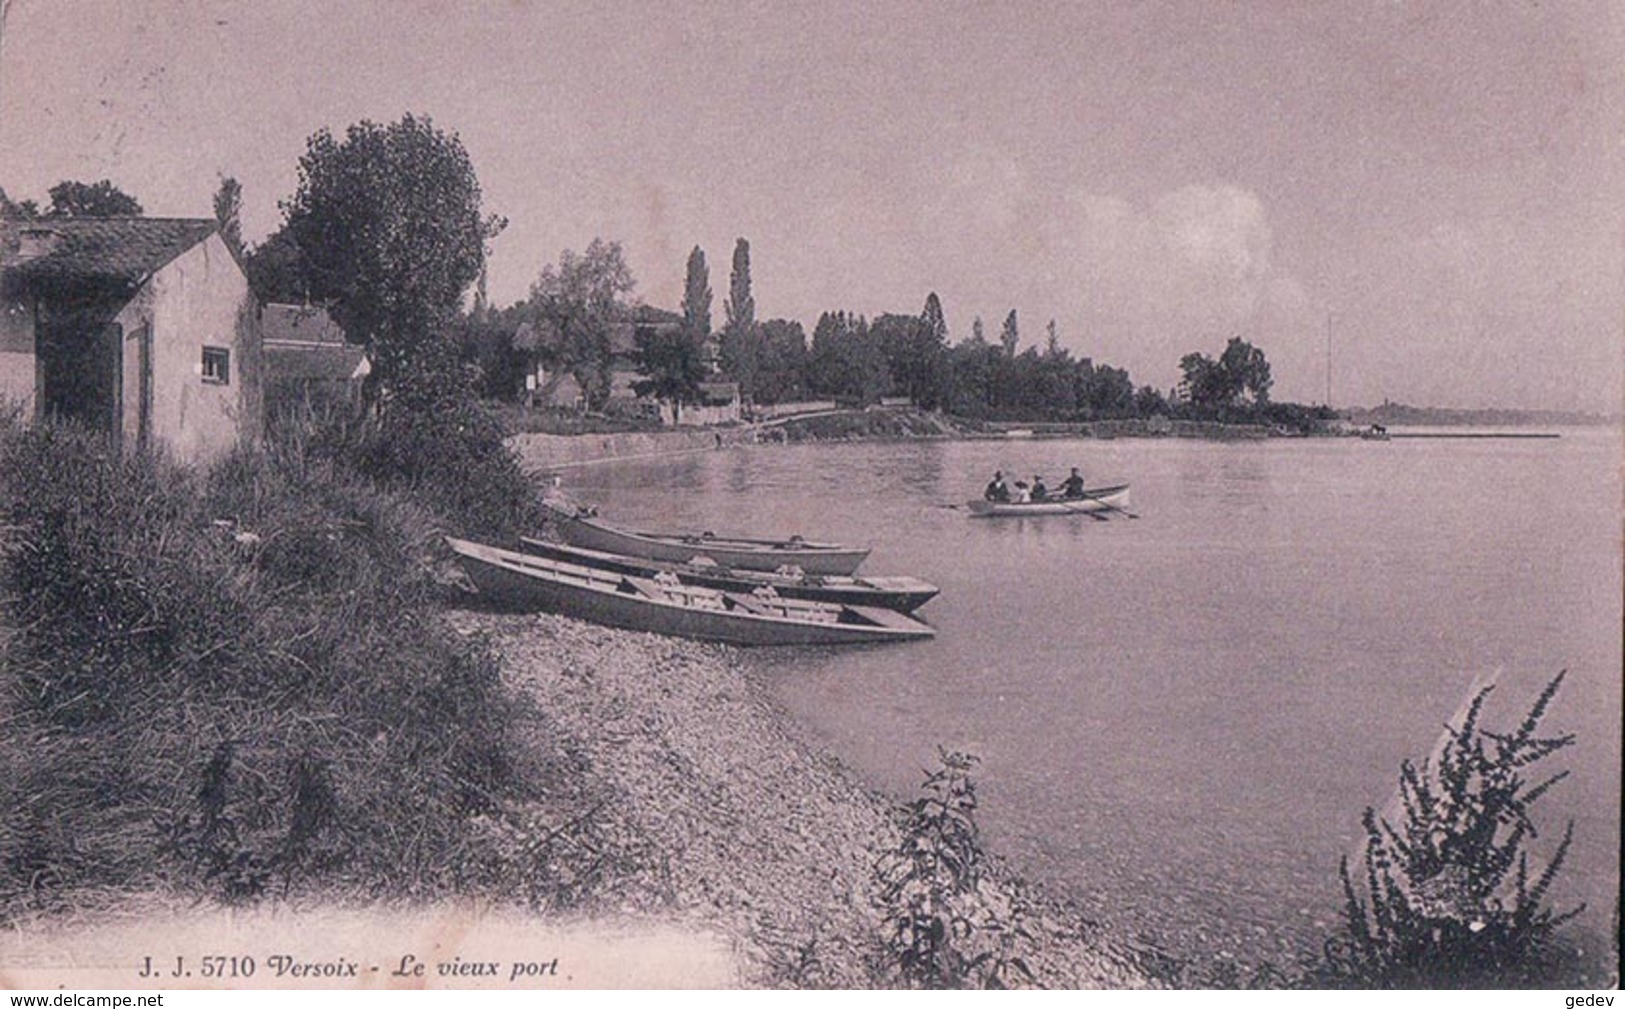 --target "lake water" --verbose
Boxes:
[561,429,1622,972]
